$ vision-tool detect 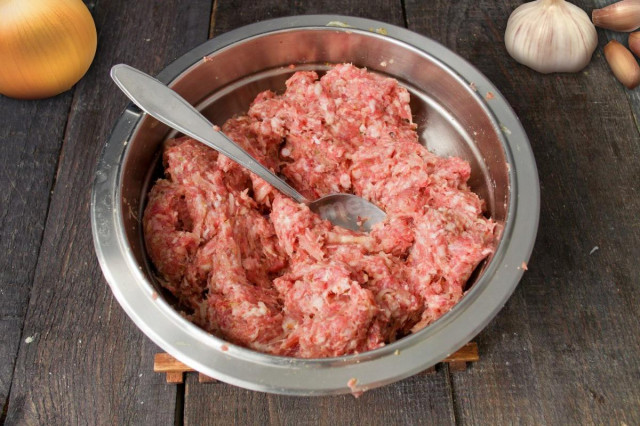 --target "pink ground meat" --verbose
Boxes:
[143,64,496,358]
